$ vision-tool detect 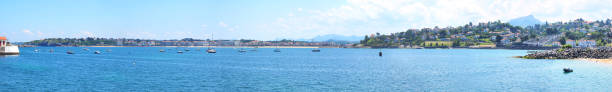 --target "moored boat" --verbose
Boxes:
[0,37,19,55]
[312,48,320,52]
[563,68,573,73]
[207,48,216,53]
[238,48,246,53]
[206,33,217,53]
